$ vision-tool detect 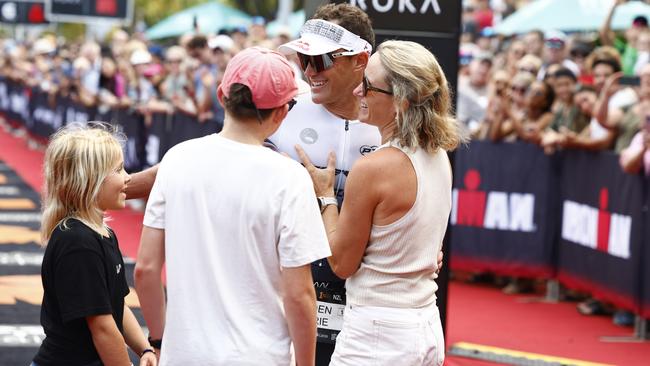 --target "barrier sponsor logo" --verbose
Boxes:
[562,188,631,259]
[451,169,536,232]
